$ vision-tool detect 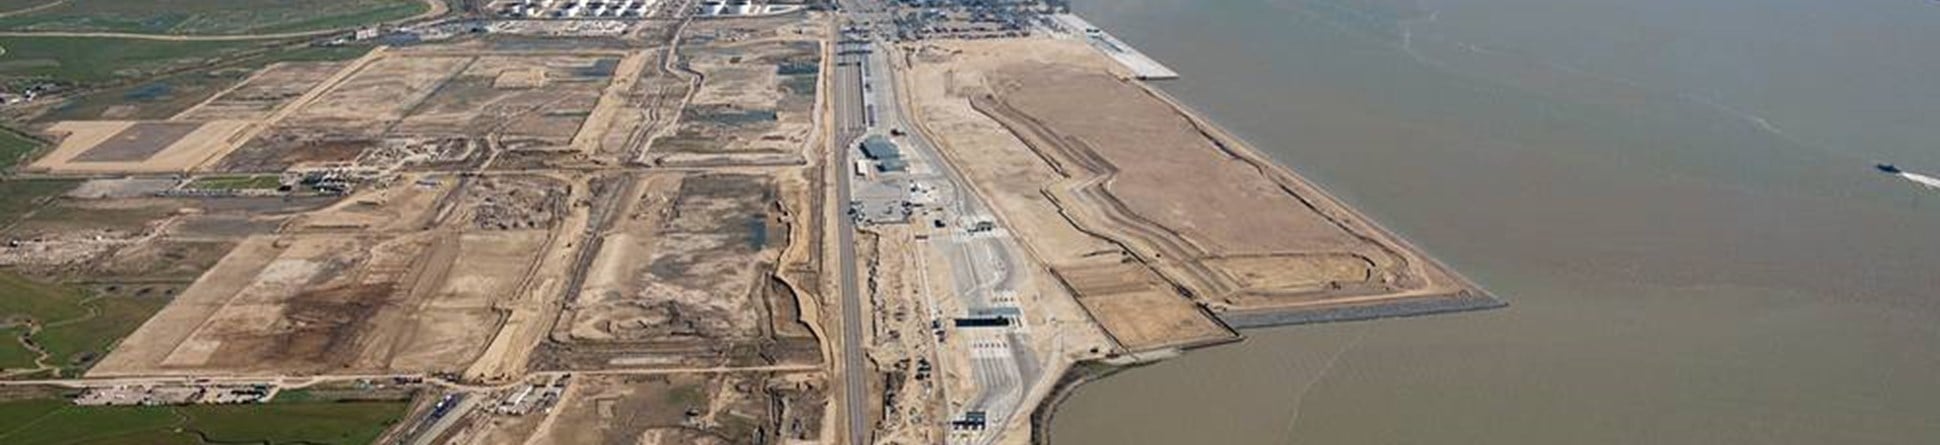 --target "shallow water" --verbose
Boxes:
[1050,0,1940,443]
